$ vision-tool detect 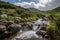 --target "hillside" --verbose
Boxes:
[0,1,60,25]
[0,1,43,22]
[0,1,60,40]
[0,1,60,27]
[28,8,40,12]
